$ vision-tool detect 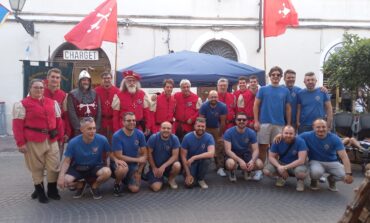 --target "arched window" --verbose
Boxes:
[199,40,238,61]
